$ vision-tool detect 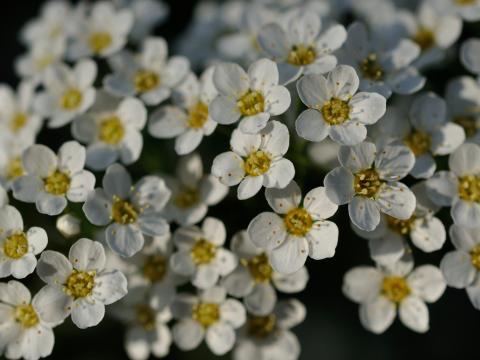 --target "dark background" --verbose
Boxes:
[1,0,479,359]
